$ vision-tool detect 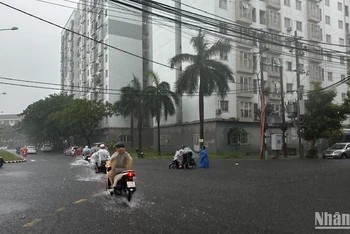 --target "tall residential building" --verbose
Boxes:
[60,0,152,146]
[150,0,350,153]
